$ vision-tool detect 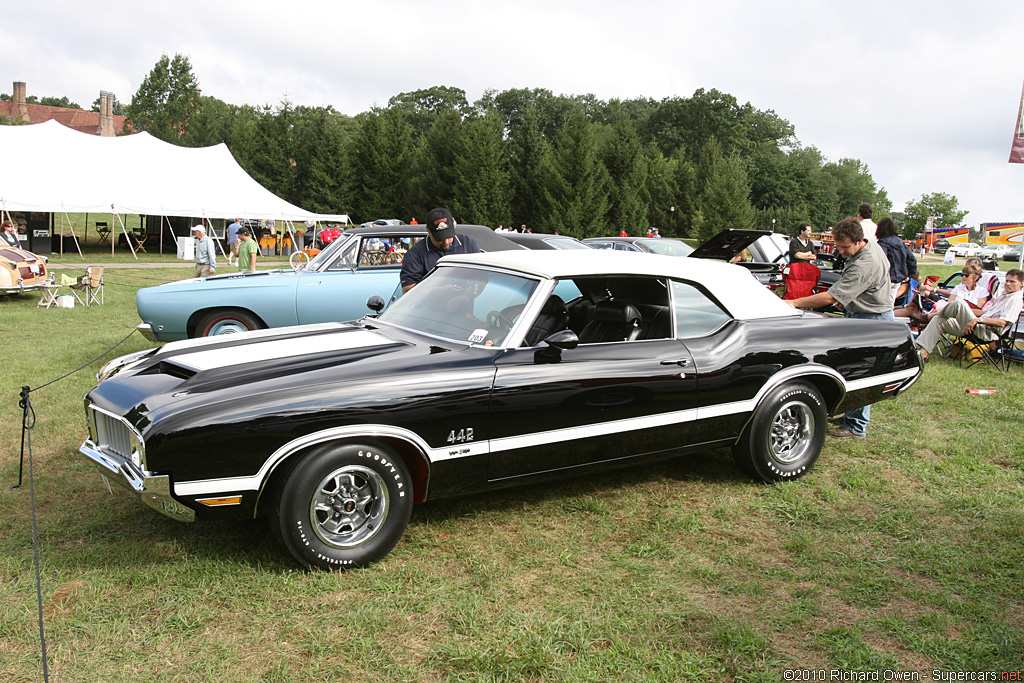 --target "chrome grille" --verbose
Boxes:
[89,406,145,467]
